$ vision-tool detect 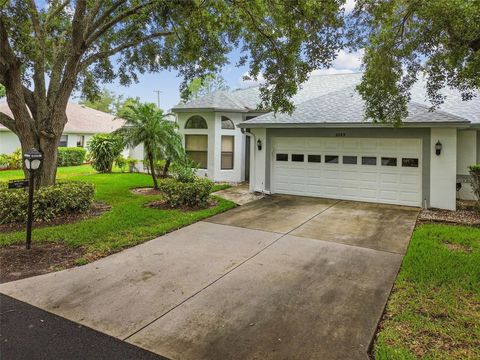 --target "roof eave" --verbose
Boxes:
[238,121,471,129]
[171,107,250,113]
